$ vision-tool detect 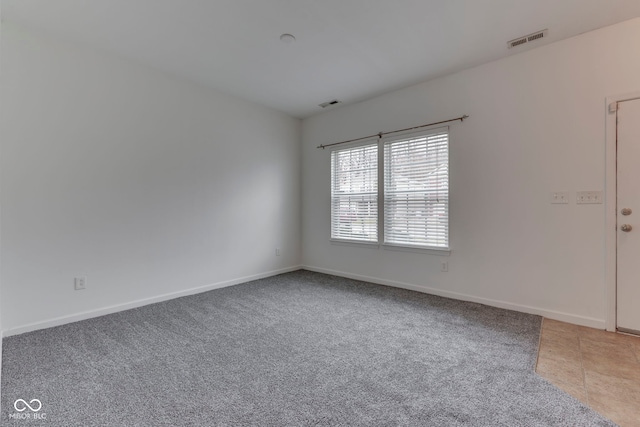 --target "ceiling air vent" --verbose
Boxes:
[507,29,548,49]
[319,99,342,109]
